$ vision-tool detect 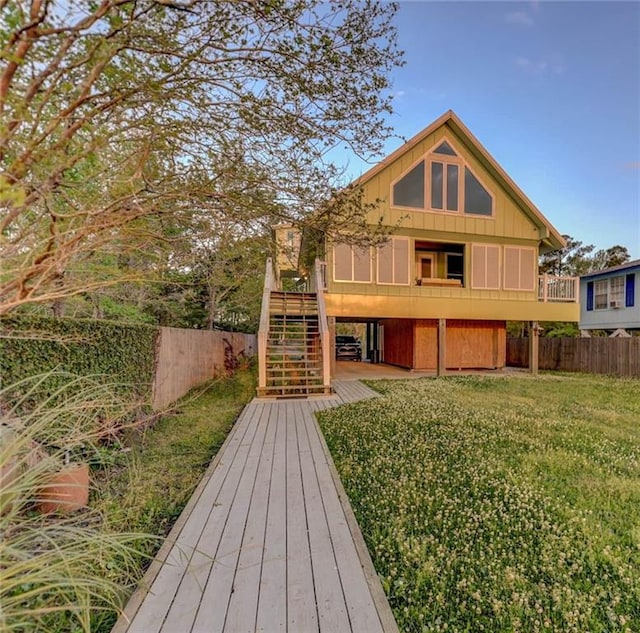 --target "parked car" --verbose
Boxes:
[335,335,362,361]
